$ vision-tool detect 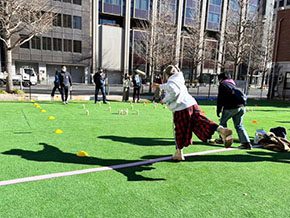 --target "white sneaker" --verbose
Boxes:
[217,126,233,148]
[172,149,185,161]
